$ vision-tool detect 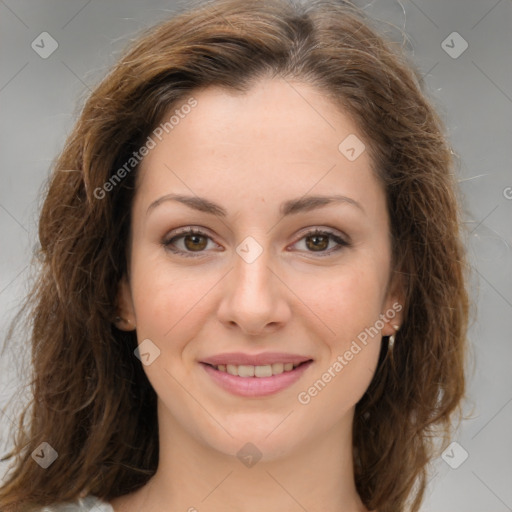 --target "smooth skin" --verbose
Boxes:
[111,77,403,512]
